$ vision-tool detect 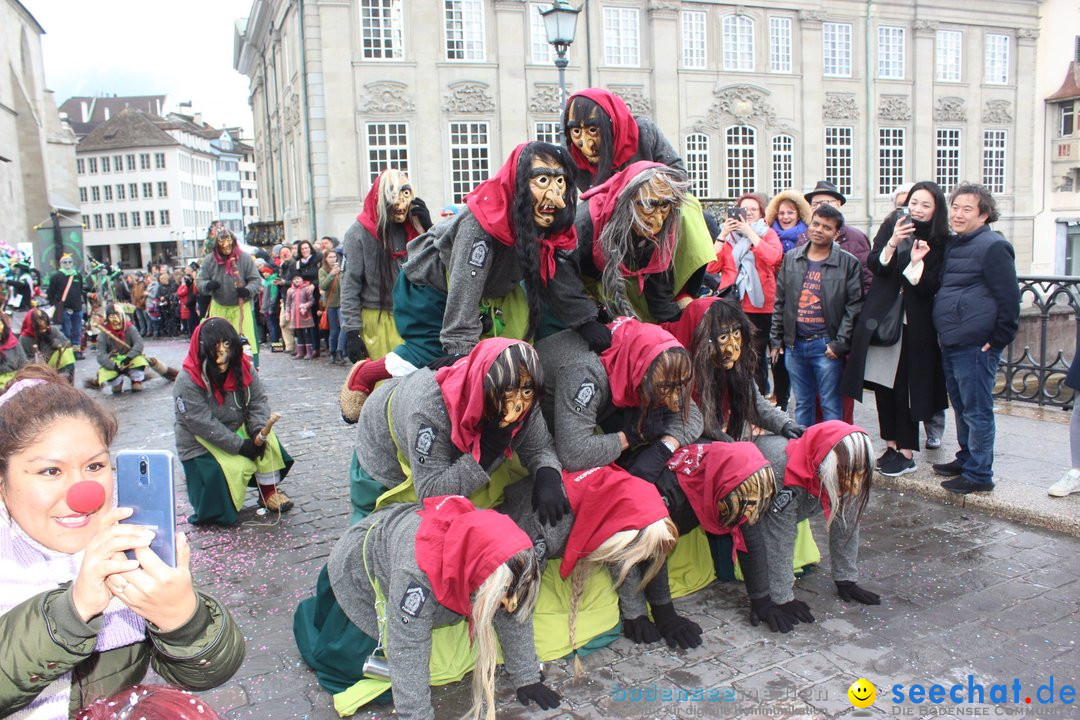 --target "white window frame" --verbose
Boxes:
[118,212,128,229]
[116,184,125,200]
[79,187,87,203]
[154,152,166,169]
[76,158,85,175]
[365,122,410,184]
[1062,104,1076,137]
[106,213,115,230]
[360,0,404,60]
[448,121,490,204]
[529,3,554,64]
[878,127,906,196]
[722,15,754,72]
[533,121,561,144]
[982,129,1006,193]
[771,134,794,196]
[936,30,962,82]
[602,7,639,67]
[935,128,962,194]
[824,126,854,196]
[444,0,485,62]
[101,156,111,173]
[684,133,711,197]
[91,186,100,202]
[878,25,905,80]
[681,10,706,69]
[724,125,756,198]
[984,33,1009,85]
[769,17,792,73]
[823,22,852,78]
